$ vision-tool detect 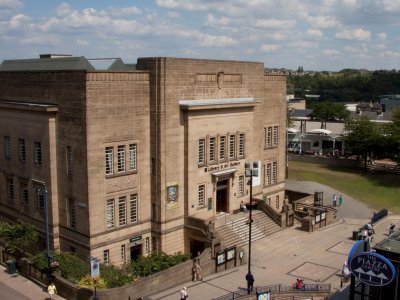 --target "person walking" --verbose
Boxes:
[194,261,202,281]
[180,286,188,300]
[332,194,337,207]
[339,194,343,206]
[47,282,57,299]
[245,272,255,294]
